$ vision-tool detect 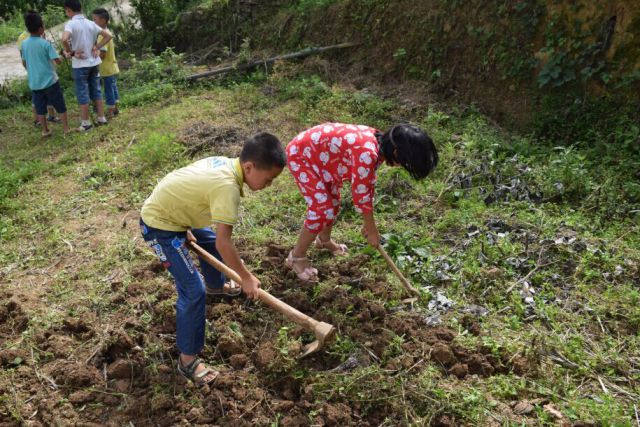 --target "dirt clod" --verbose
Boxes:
[431,343,455,366]
[281,414,309,427]
[254,342,277,370]
[68,390,95,405]
[217,334,246,357]
[107,359,132,379]
[52,363,102,388]
[449,363,468,379]
[229,354,249,369]
[322,403,352,426]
